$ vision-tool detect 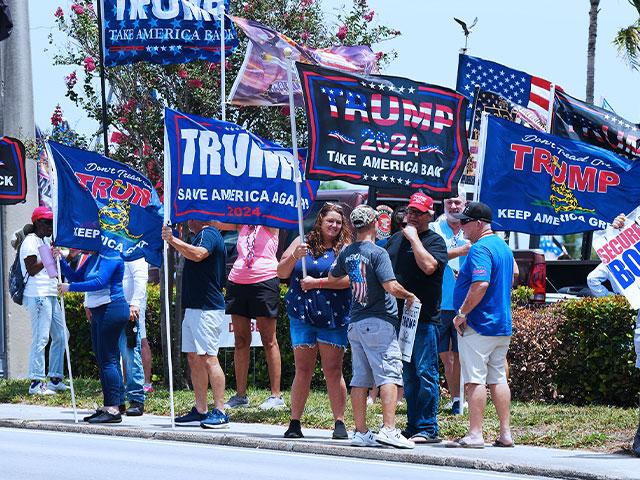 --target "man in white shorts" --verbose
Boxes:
[162,220,229,429]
